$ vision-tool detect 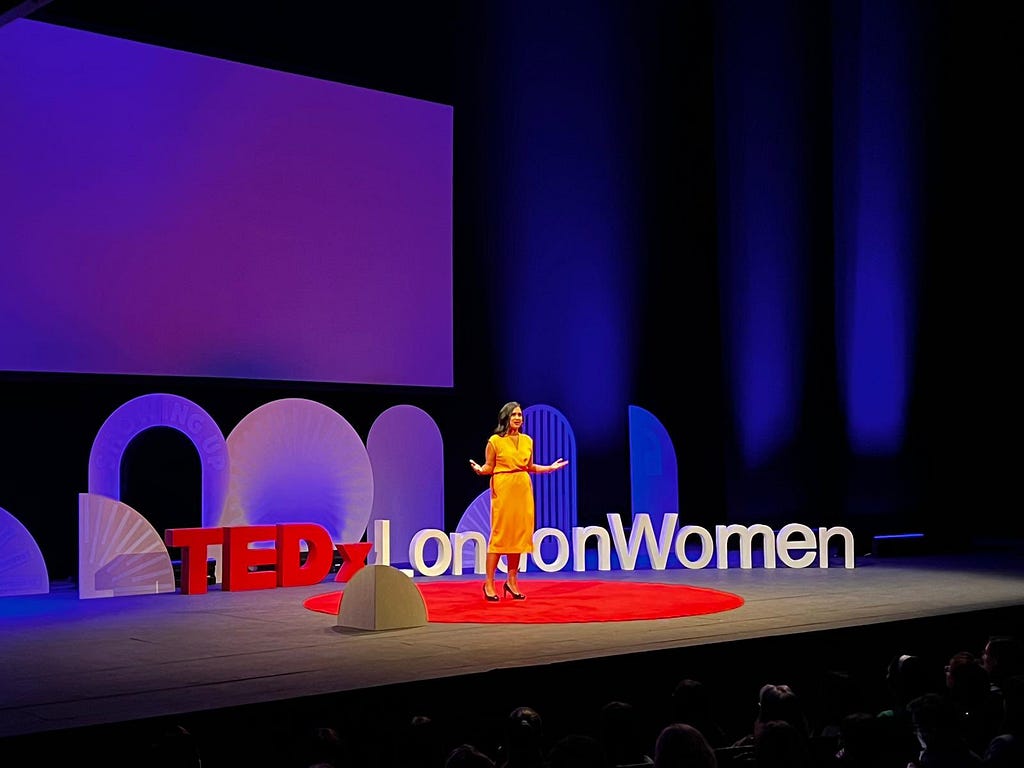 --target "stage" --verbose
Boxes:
[2,538,1024,765]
